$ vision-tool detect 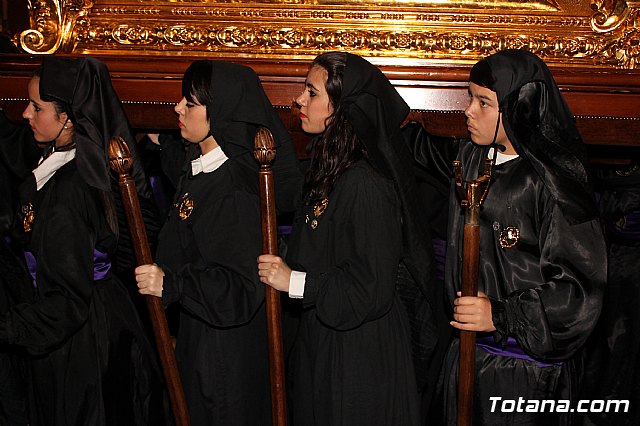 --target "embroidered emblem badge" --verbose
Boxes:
[178,193,194,221]
[499,226,520,248]
[308,198,329,230]
[314,198,329,218]
[21,203,35,233]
